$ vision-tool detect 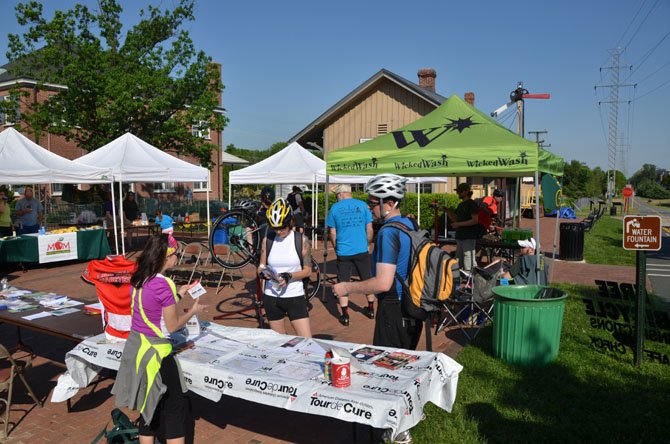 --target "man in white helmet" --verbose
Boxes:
[332,174,420,444]
[332,174,421,349]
